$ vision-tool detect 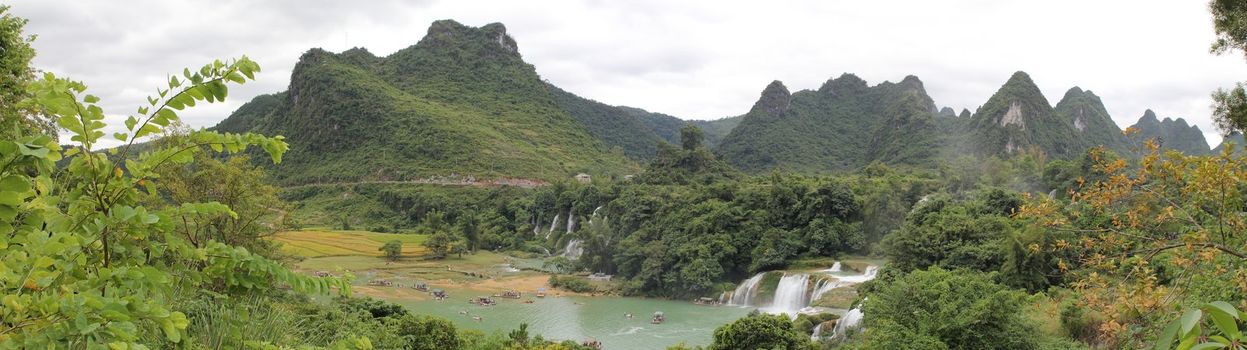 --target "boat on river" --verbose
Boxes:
[652,311,665,324]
